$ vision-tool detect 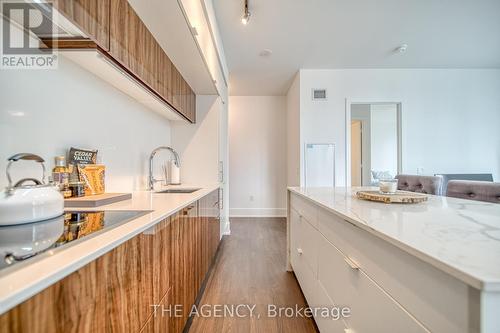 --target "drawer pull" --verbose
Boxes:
[297,248,303,255]
[344,257,360,270]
